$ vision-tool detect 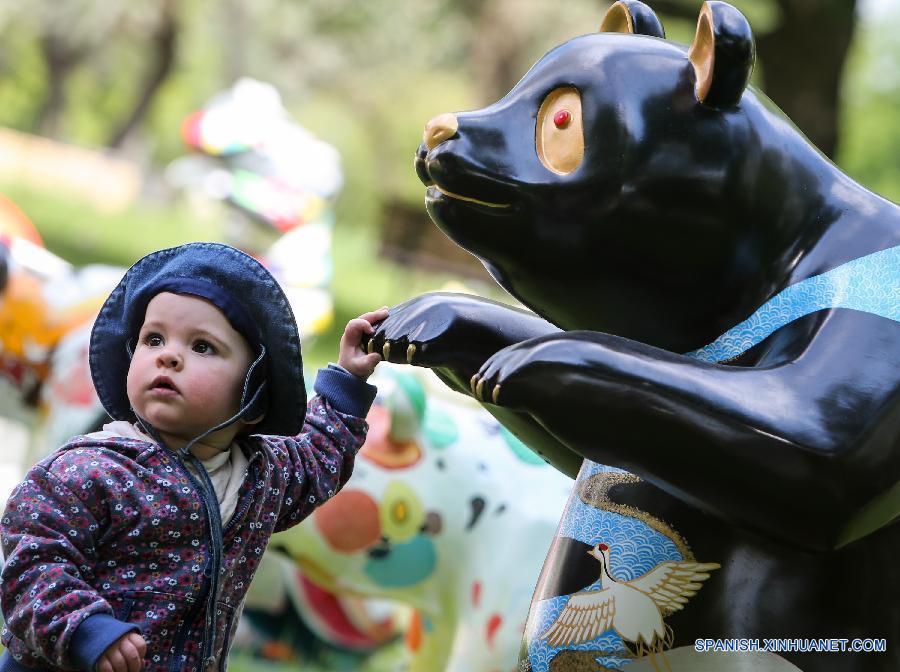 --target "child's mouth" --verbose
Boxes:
[149,376,180,395]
